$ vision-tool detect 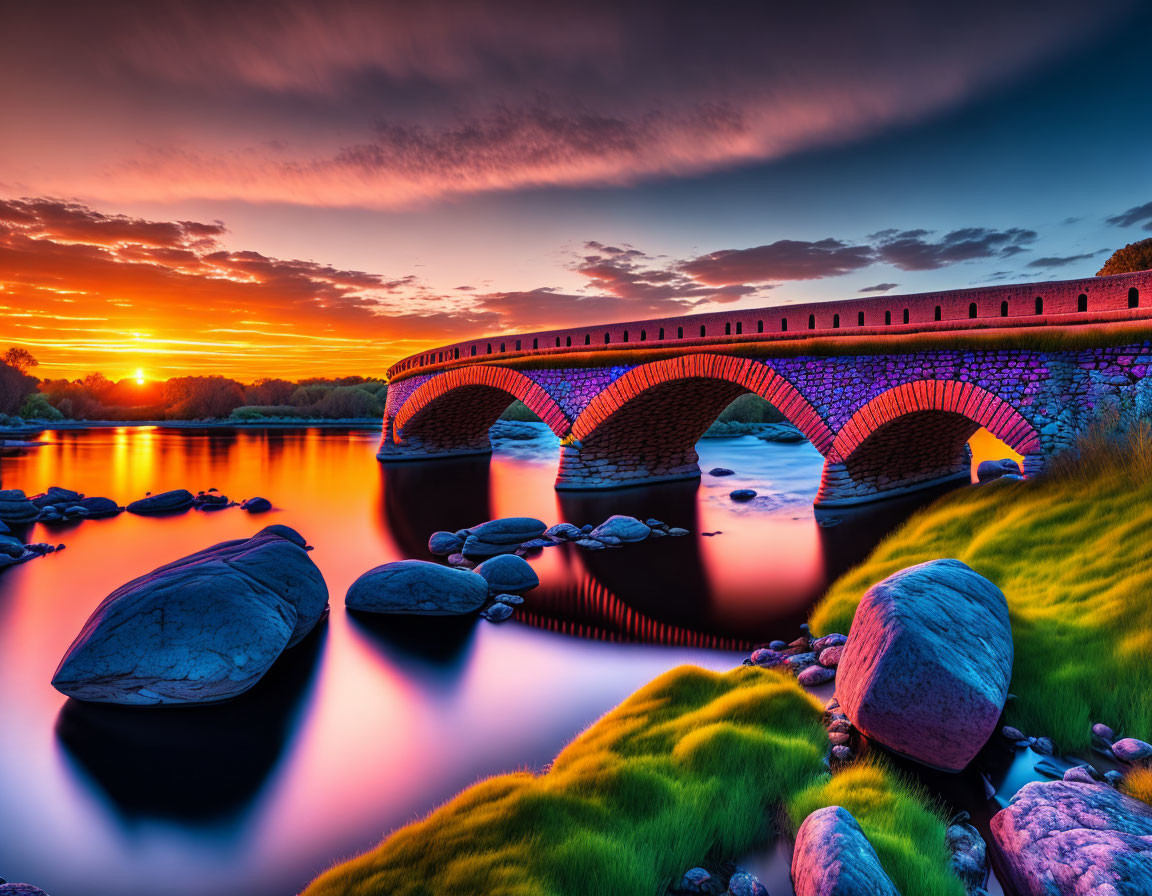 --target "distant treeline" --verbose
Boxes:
[0,350,387,422]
